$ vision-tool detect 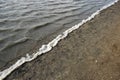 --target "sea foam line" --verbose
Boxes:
[0,0,118,80]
